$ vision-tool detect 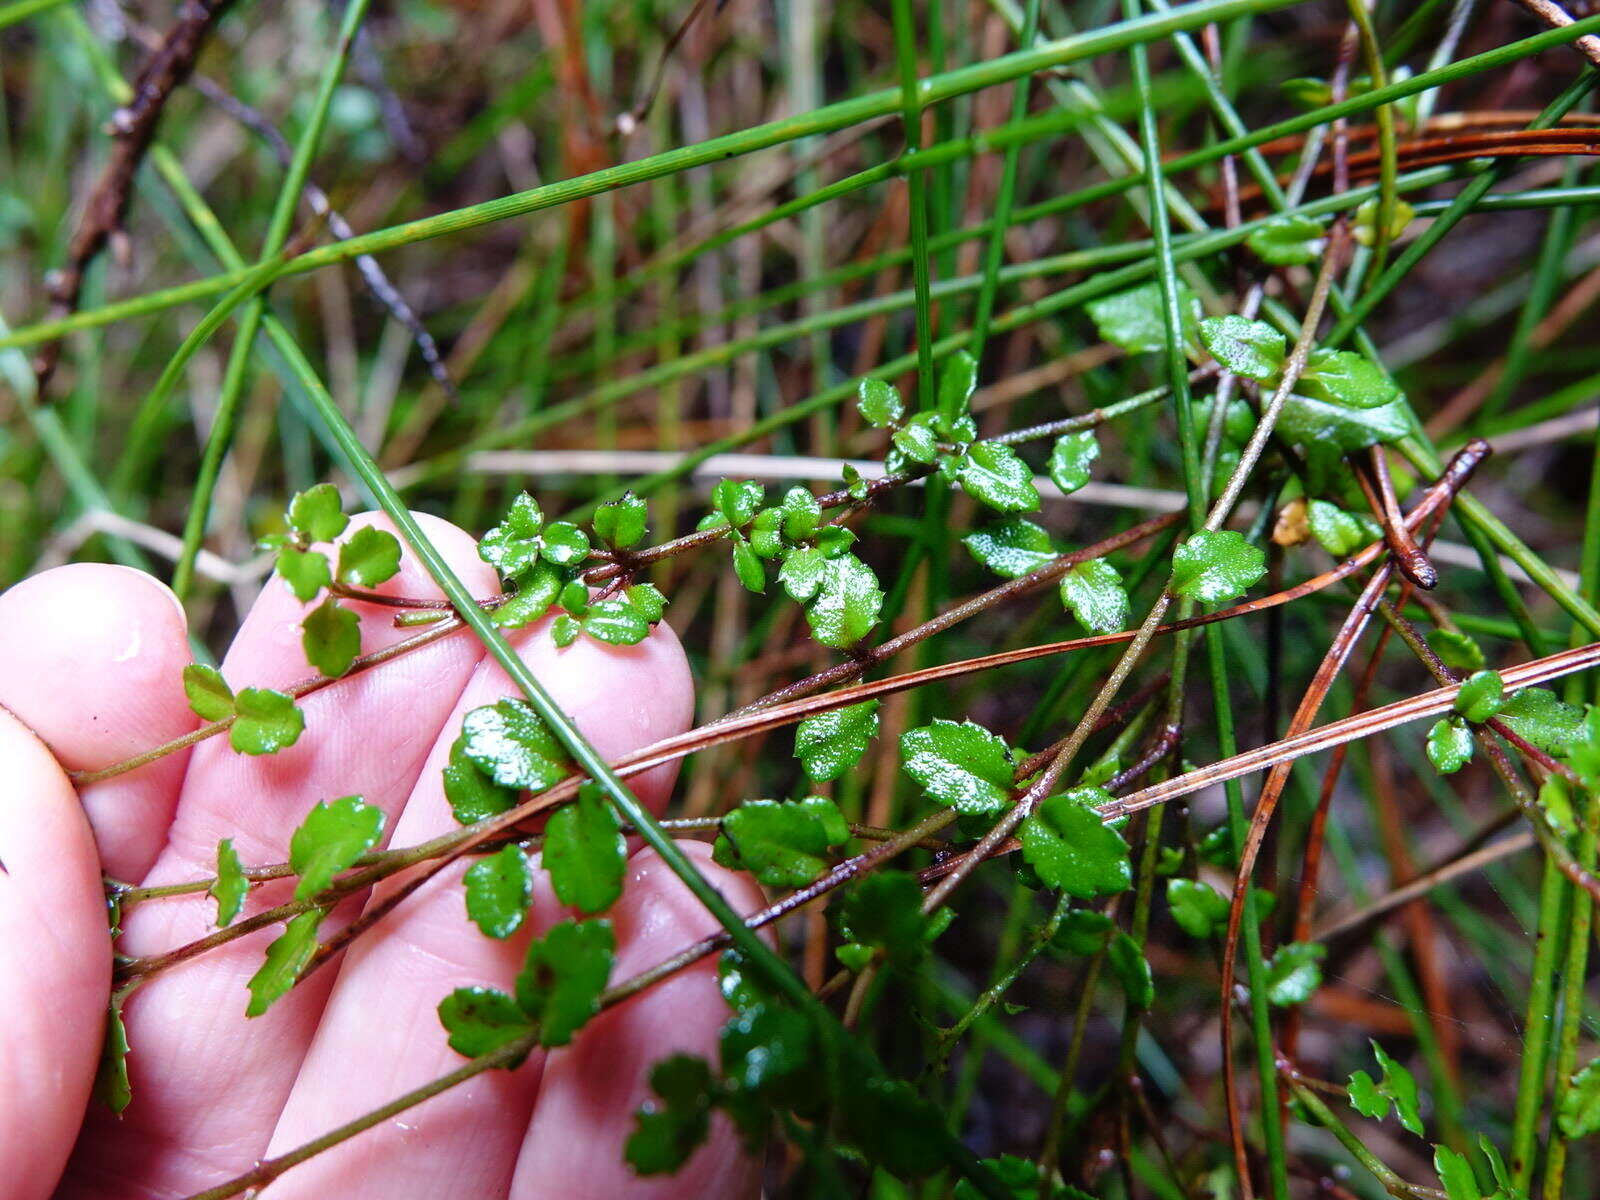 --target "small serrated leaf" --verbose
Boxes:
[593,493,648,549]
[539,521,590,567]
[516,919,615,1046]
[1170,530,1266,604]
[957,441,1041,514]
[1107,931,1154,1008]
[289,795,385,901]
[277,546,332,602]
[1559,1057,1600,1138]
[287,483,347,543]
[732,540,766,593]
[465,844,533,938]
[795,700,880,782]
[1047,430,1099,495]
[211,838,247,928]
[460,698,574,790]
[1299,348,1400,411]
[479,493,545,576]
[1454,669,1505,723]
[230,687,304,756]
[1307,499,1382,557]
[1019,789,1131,899]
[582,596,652,645]
[900,719,1015,814]
[544,783,626,914]
[857,377,904,427]
[1199,315,1286,382]
[444,735,519,824]
[1059,557,1129,633]
[714,797,849,888]
[438,986,535,1060]
[337,526,402,586]
[1167,877,1228,938]
[183,663,234,722]
[494,562,562,629]
[301,597,361,678]
[1246,214,1326,265]
[1264,941,1324,1006]
[963,519,1057,579]
[1426,716,1474,774]
[246,910,324,1017]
